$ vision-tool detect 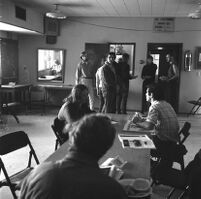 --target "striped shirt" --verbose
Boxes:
[146,100,179,142]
